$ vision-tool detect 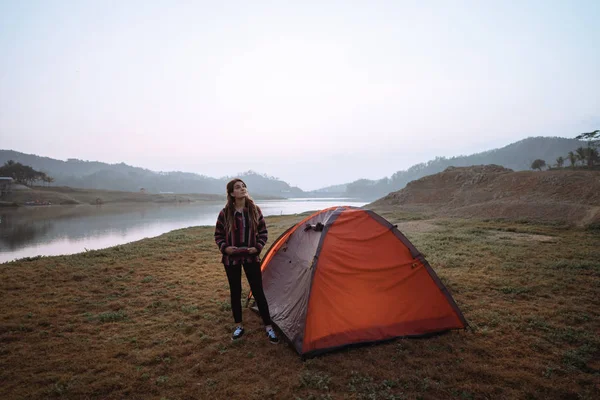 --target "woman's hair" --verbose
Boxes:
[224,178,259,238]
